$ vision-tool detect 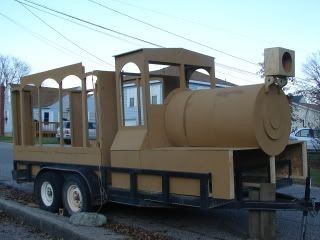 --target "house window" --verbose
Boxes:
[4,111,9,124]
[129,97,135,107]
[149,80,163,105]
[88,112,96,122]
[151,95,158,104]
[44,112,50,123]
